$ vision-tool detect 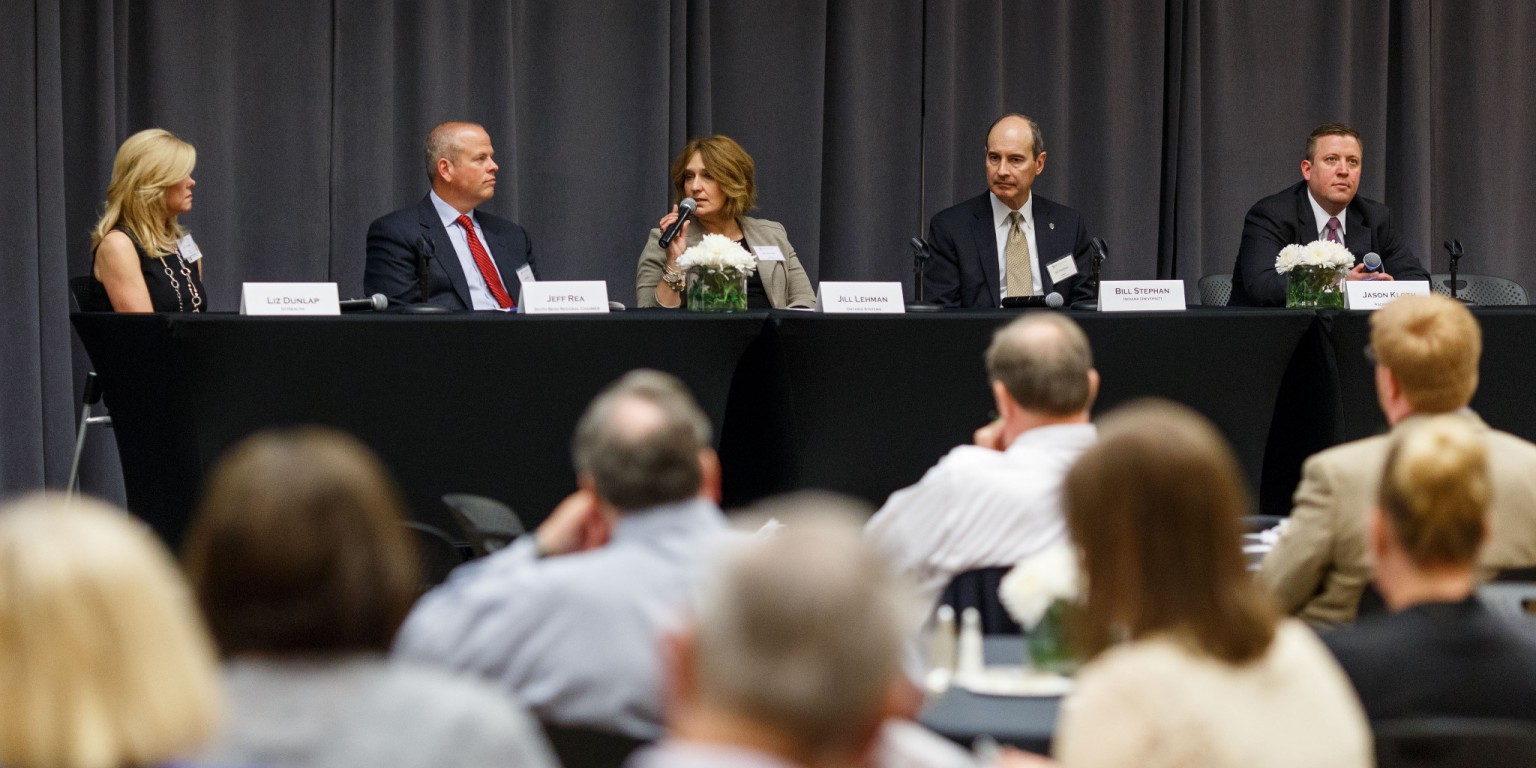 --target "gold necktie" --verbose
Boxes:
[1006,211,1034,297]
